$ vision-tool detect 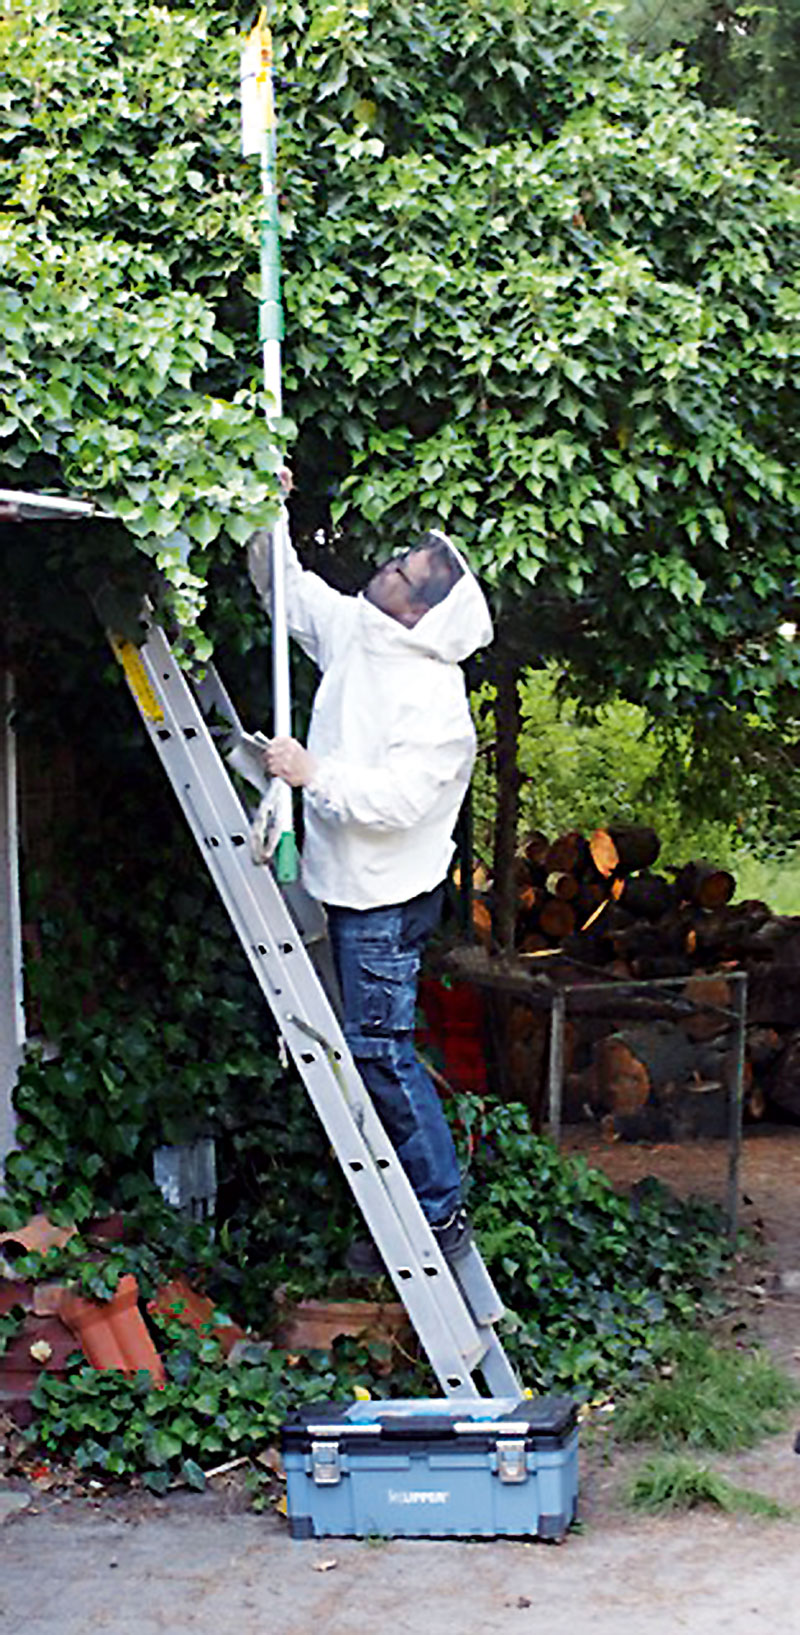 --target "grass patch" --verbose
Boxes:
[614,1328,800,1452]
[627,1454,792,1519]
[732,848,800,915]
